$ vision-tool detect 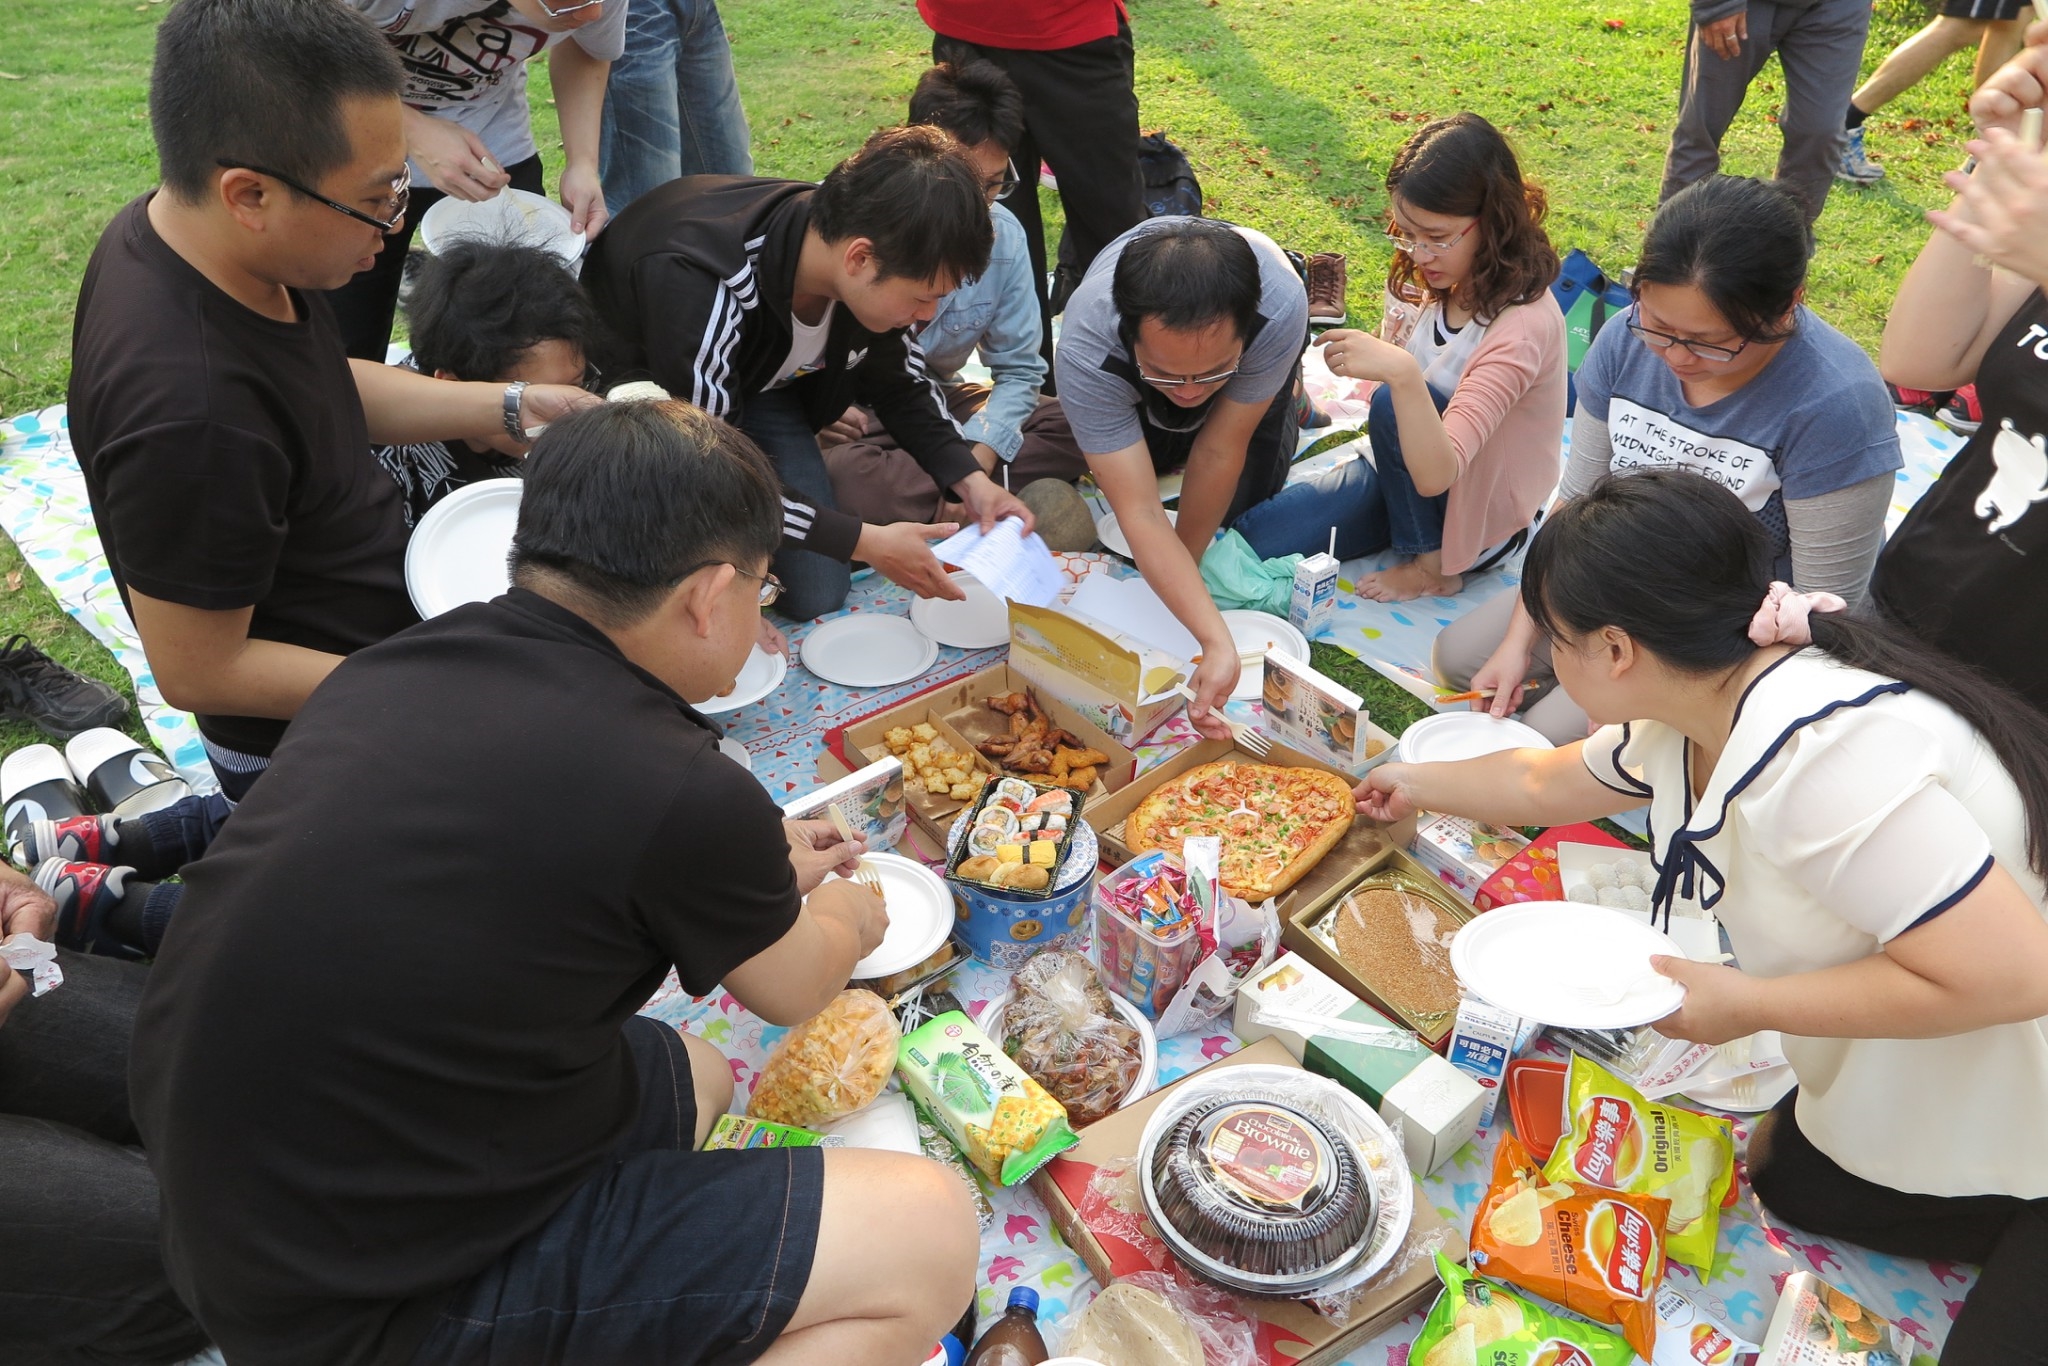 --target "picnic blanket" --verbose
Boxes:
[0,400,1976,1359]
